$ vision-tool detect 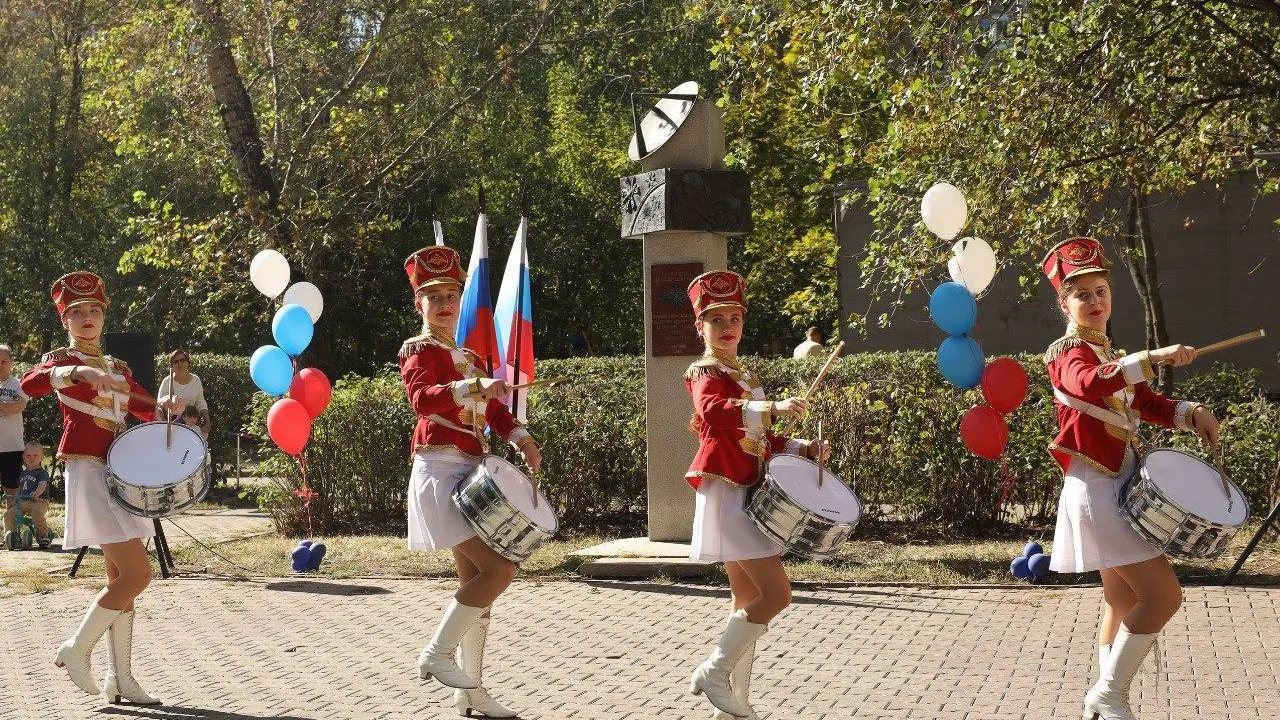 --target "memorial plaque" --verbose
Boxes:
[650,262,704,357]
